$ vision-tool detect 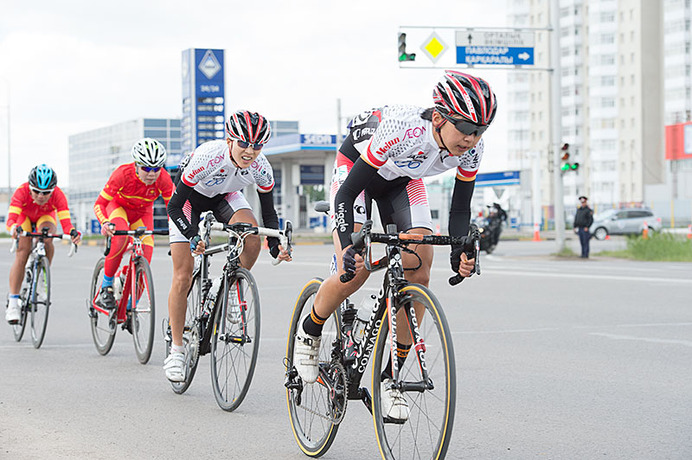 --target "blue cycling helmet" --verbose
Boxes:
[28,164,58,190]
